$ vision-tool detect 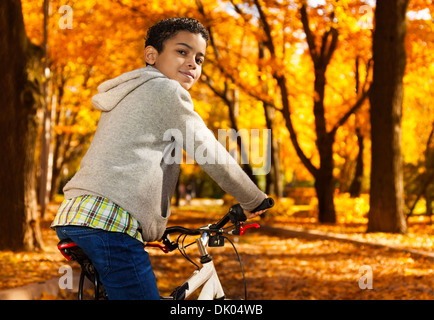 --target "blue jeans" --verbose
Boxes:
[56,225,160,300]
